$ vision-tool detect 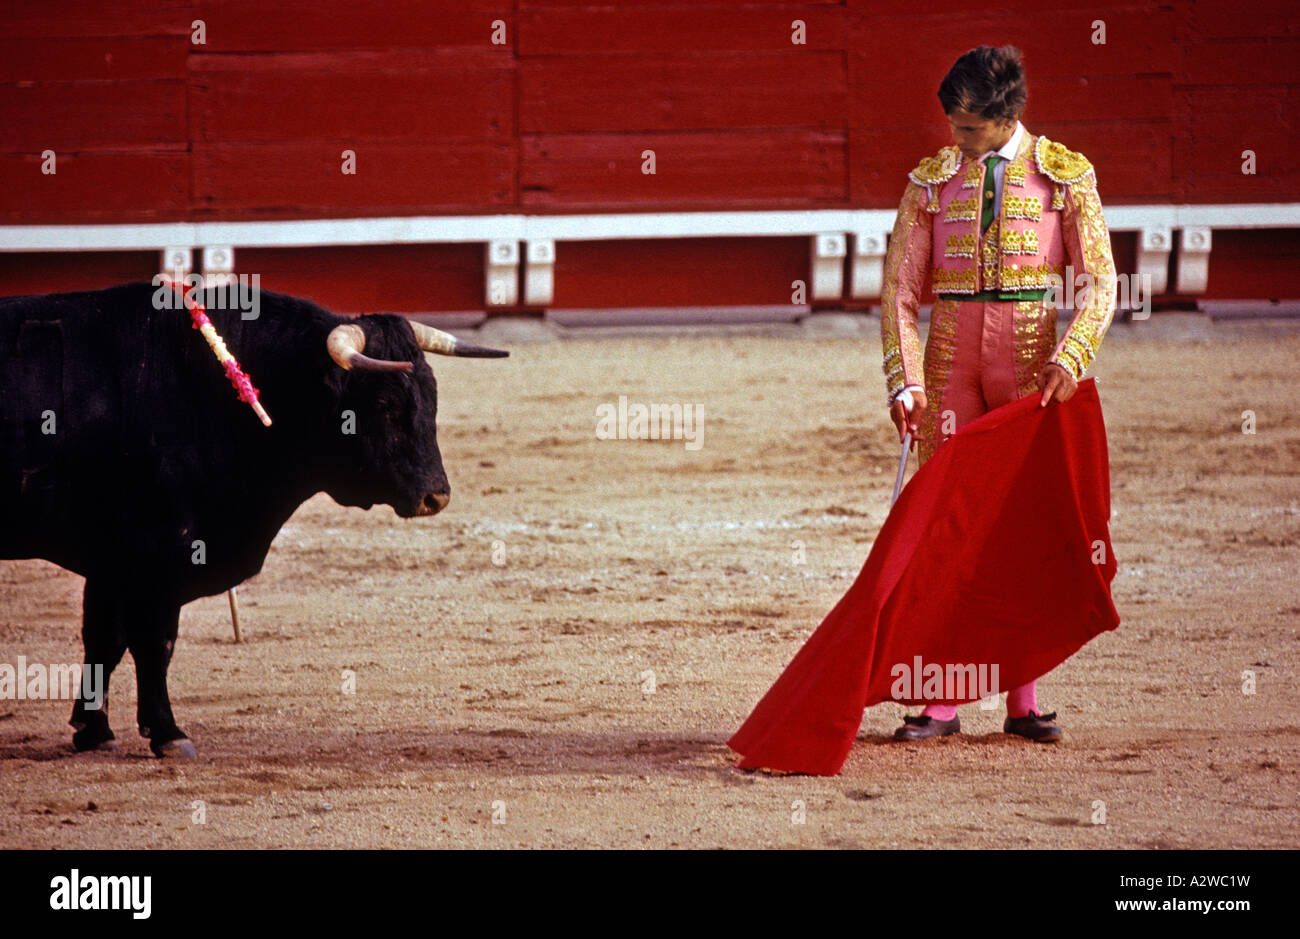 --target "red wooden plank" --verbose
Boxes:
[847,127,950,208]
[1027,121,1175,203]
[233,245,485,313]
[190,54,514,142]
[0,36,188,82]
[0,251,161,297]
[0,0,191,38]
[1202,230,1300,299]
[1173,133,1300,203]
[1171,91,1298,202]
[0,82,187,152]
[523,0,840,5]
[552,237,808,307]
[847,0,1150,12]
[519,6,848,55]
[192,142,515,217]
[520,53,846,132]
[0,152,189,223]
[520,131,846,209]
[194,0,510,51]
[846,75,940,130]
[1184,0,1299,40]
[1177,86,1290,127]
[847,7,1177,107]
[1176,39,1300,85]
[1026,76,1173,122]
